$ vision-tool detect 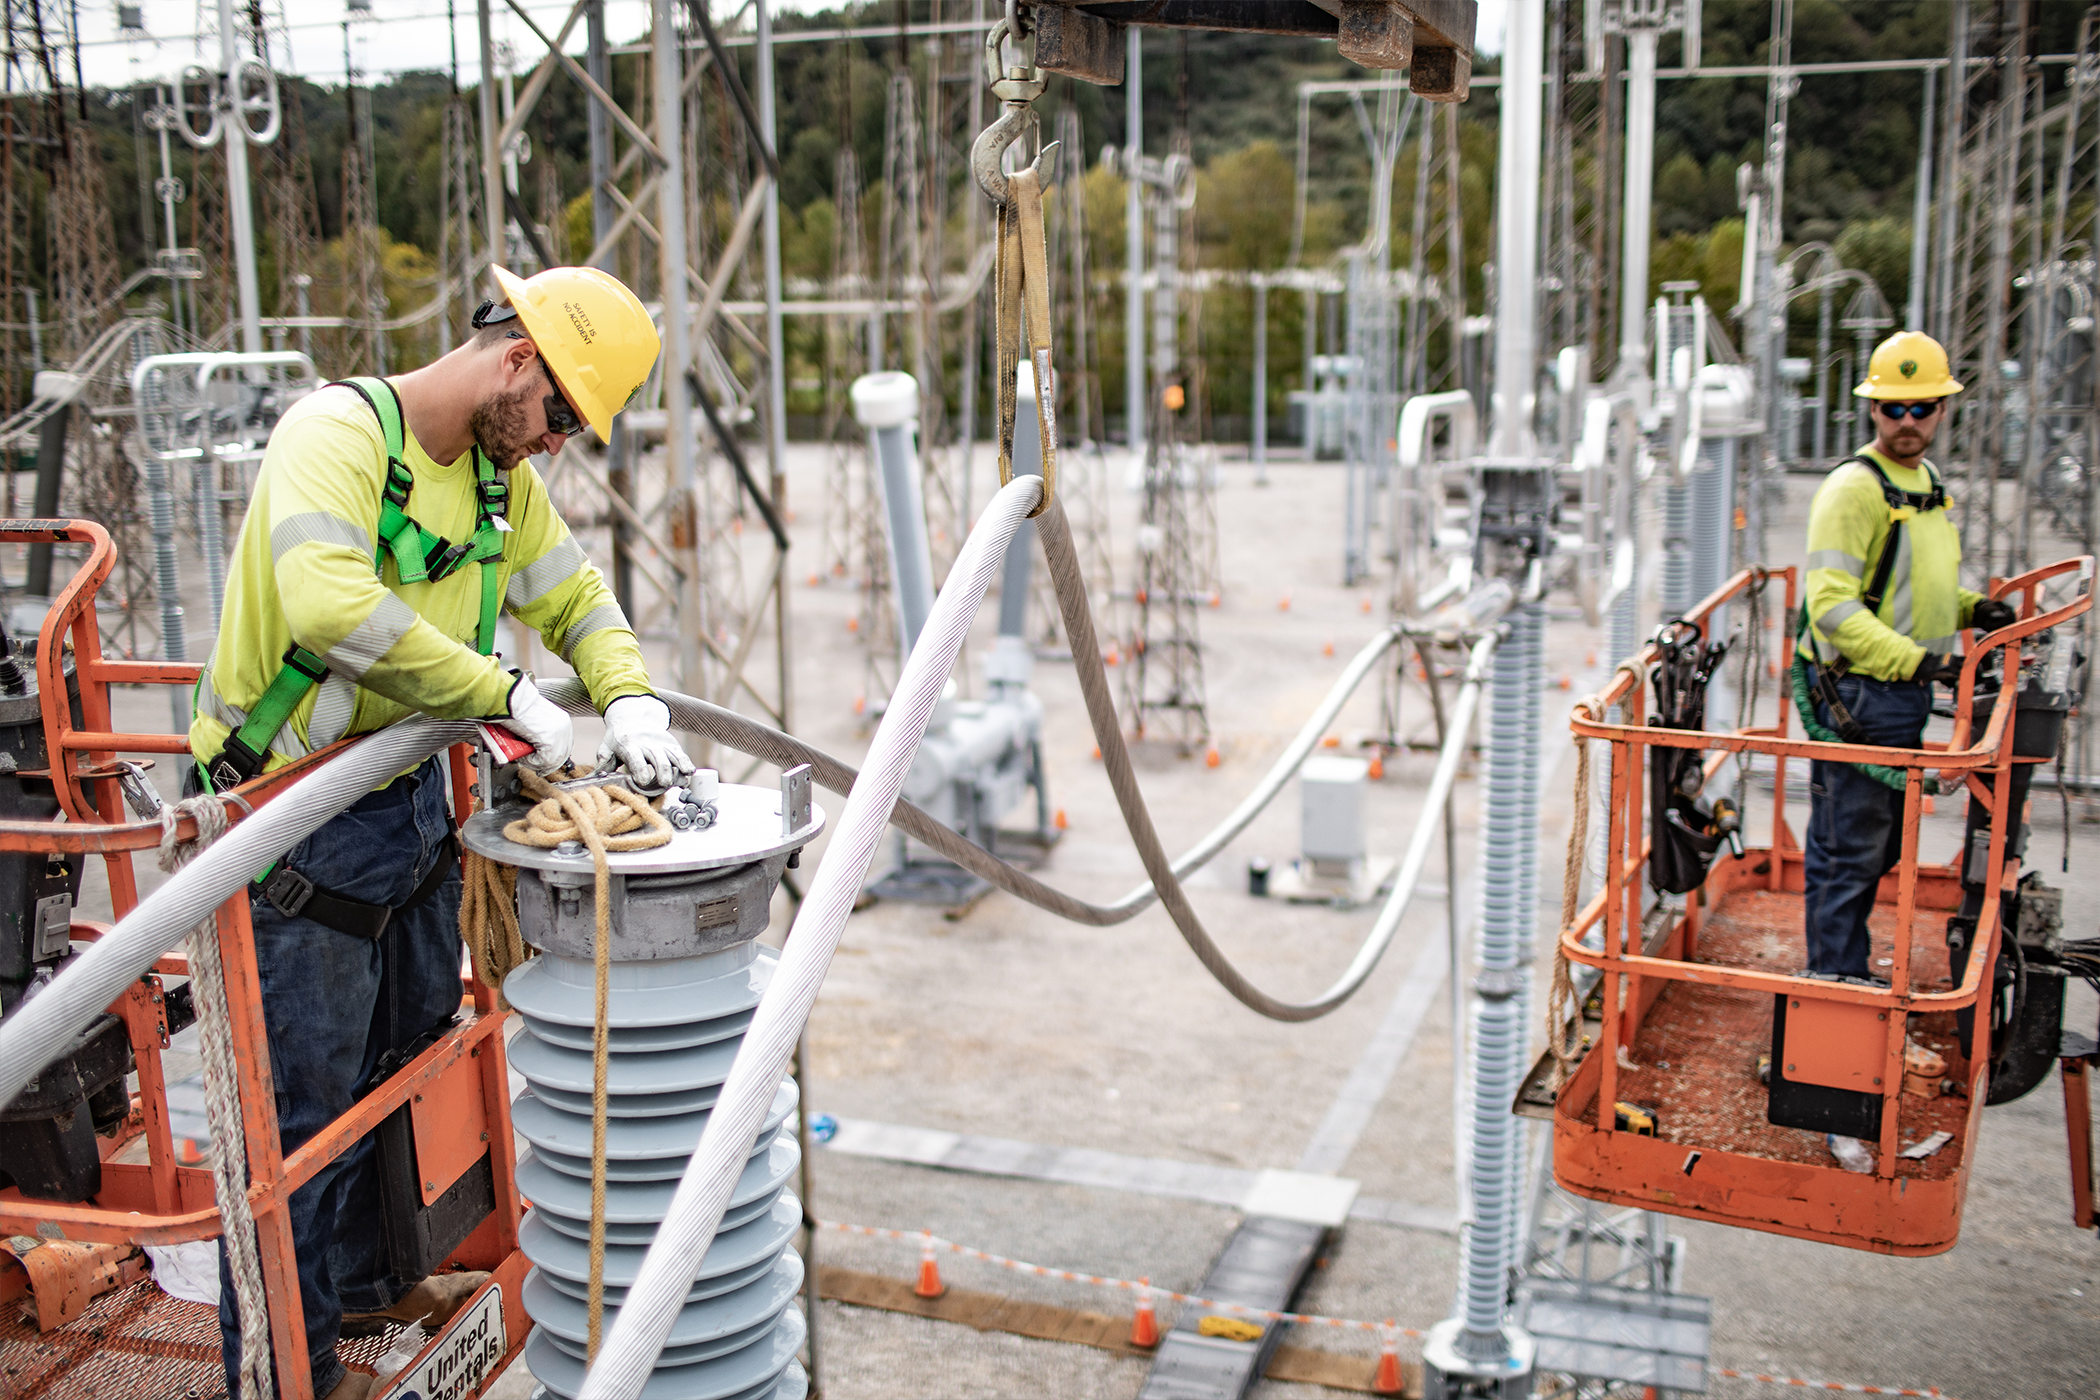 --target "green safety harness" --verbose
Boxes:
[201,376,510,793]
[1791,453,1947,794]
